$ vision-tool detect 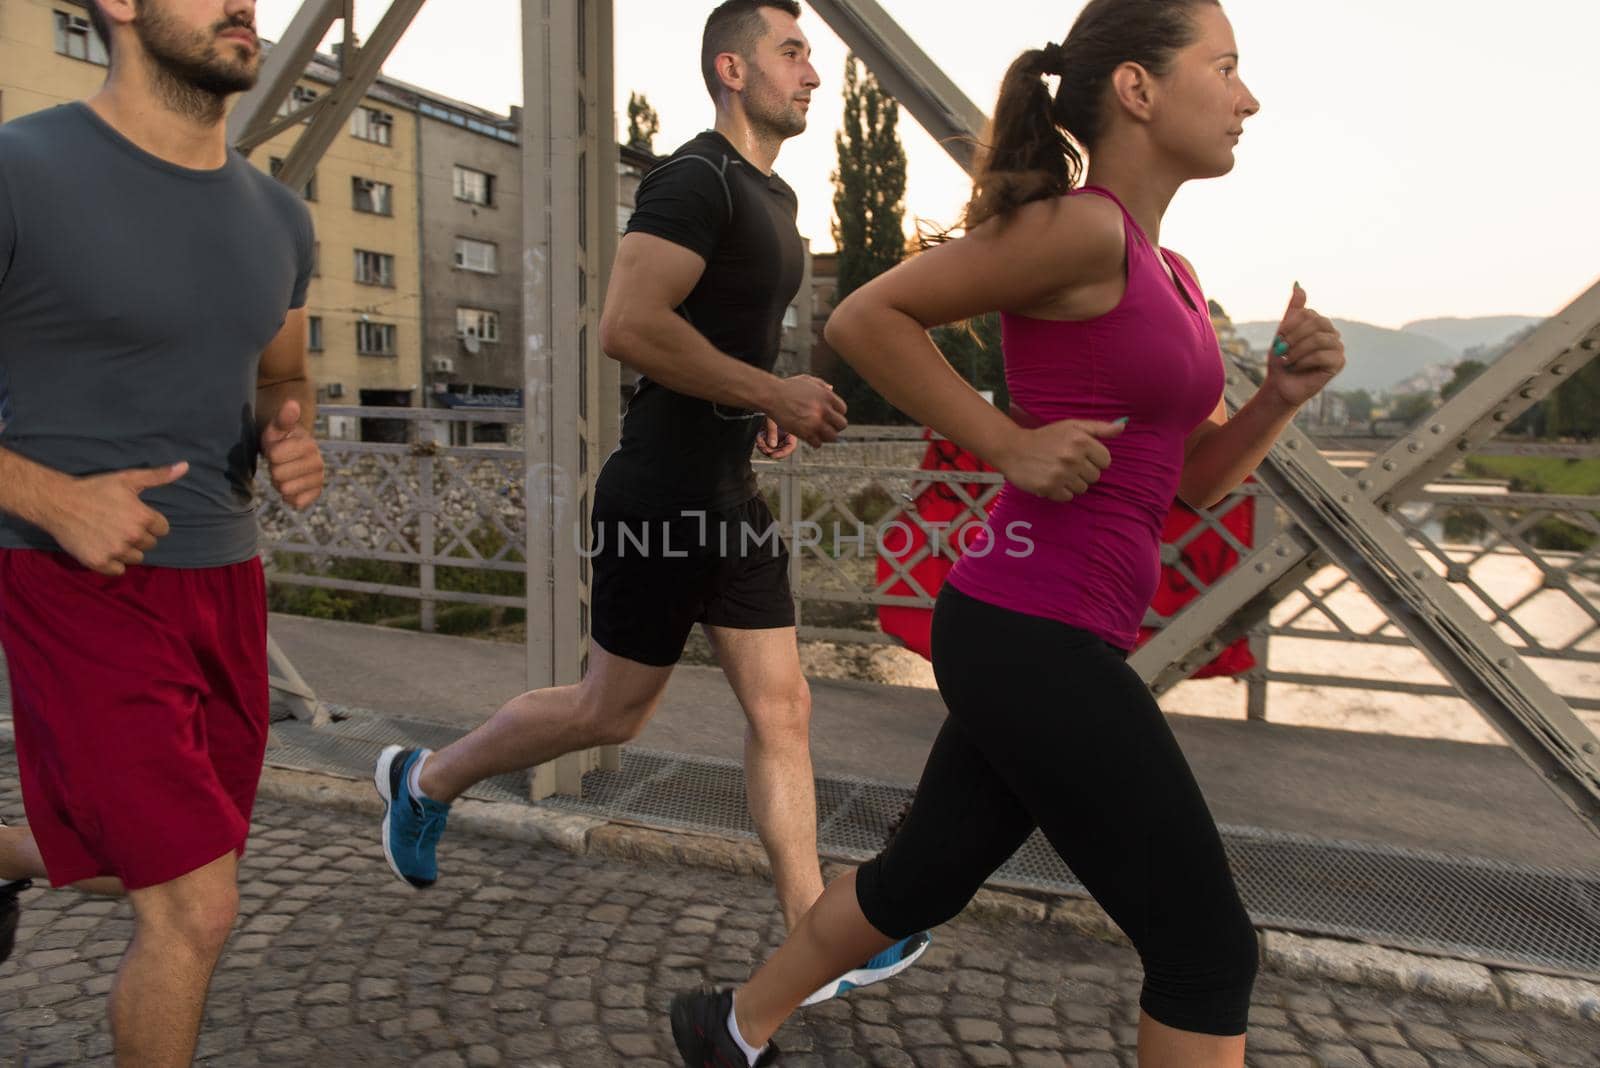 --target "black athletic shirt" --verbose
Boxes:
[597,130,805,515]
